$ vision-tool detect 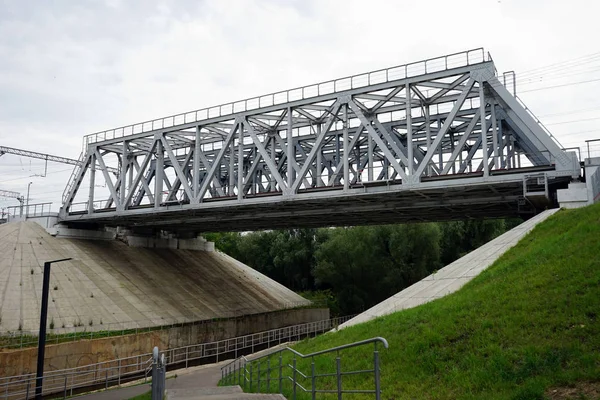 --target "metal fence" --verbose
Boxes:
[0,300,323,349]
[4,203,53,218]
[585,139,600,159]
[0,315,353,399]
[221,336,388,400]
